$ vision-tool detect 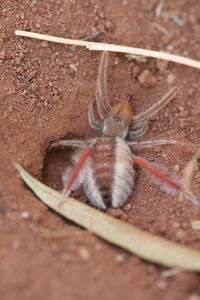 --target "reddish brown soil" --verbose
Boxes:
[1,1,200,299]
